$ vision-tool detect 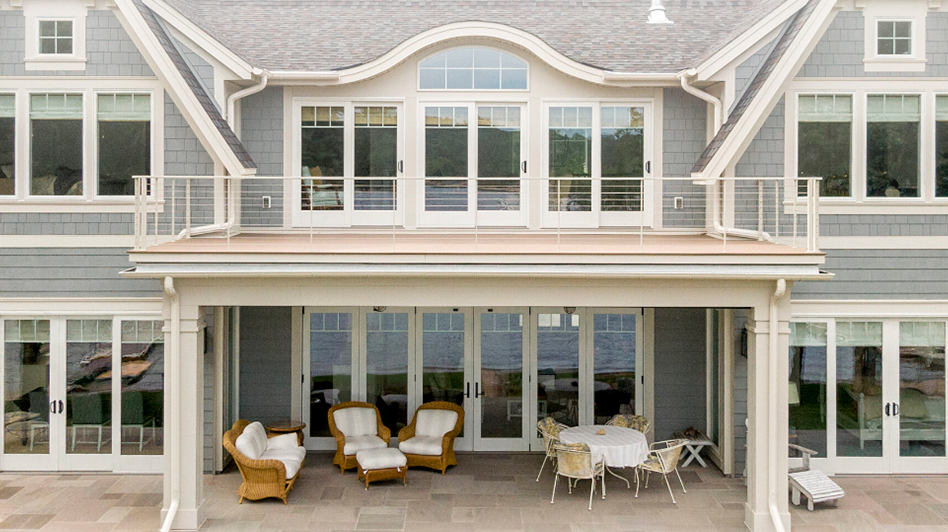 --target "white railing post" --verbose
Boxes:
[185,178,192,239]
[170,177,176,238]
[792,177,798,249]
[807,177,819,252]
[722,180,728,252]
[757,178,764,241]
[153,177,160,247]
[133,178,140,250]
[774,180,779,241]
[473,176,478,252]
[556,178,562,253]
